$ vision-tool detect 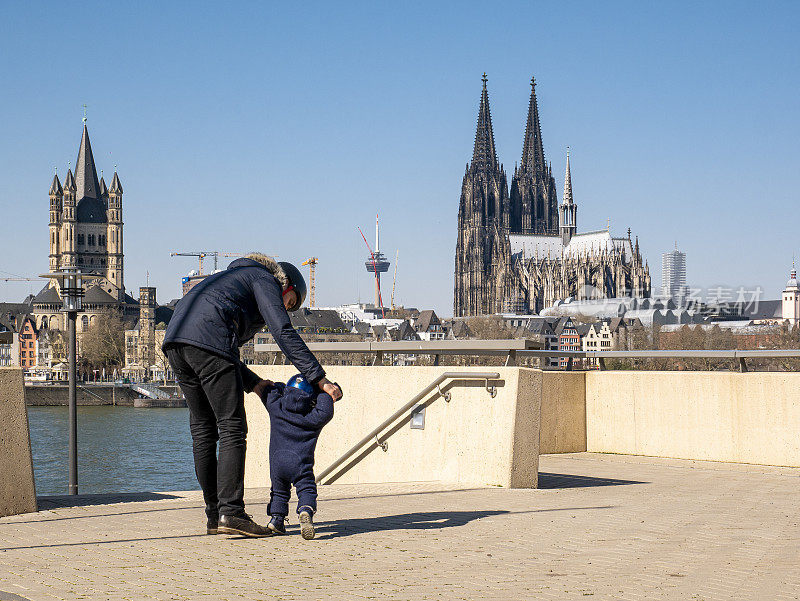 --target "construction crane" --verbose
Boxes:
[170,252,219,275]
[1,277,36,282]
[170,251,257,275]
[390,249,398,310]
[301,257,318,307]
